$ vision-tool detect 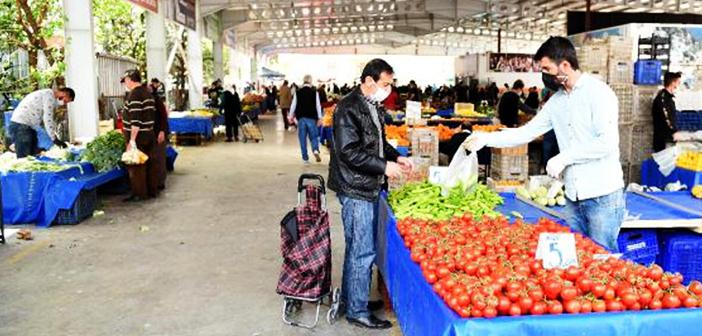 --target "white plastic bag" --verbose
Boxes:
[121,147,149,165]
[441,148,478,196]
[651,146,679,177]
